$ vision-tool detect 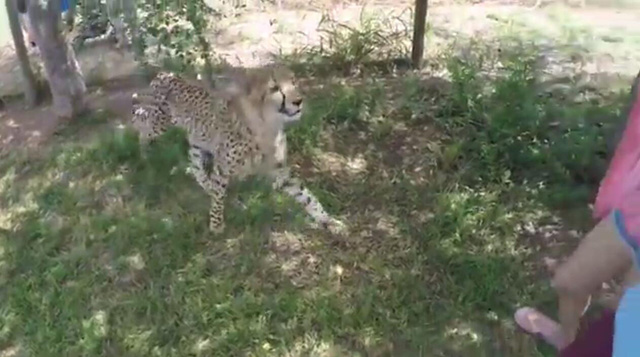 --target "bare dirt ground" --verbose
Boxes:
[0,76,146,155]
